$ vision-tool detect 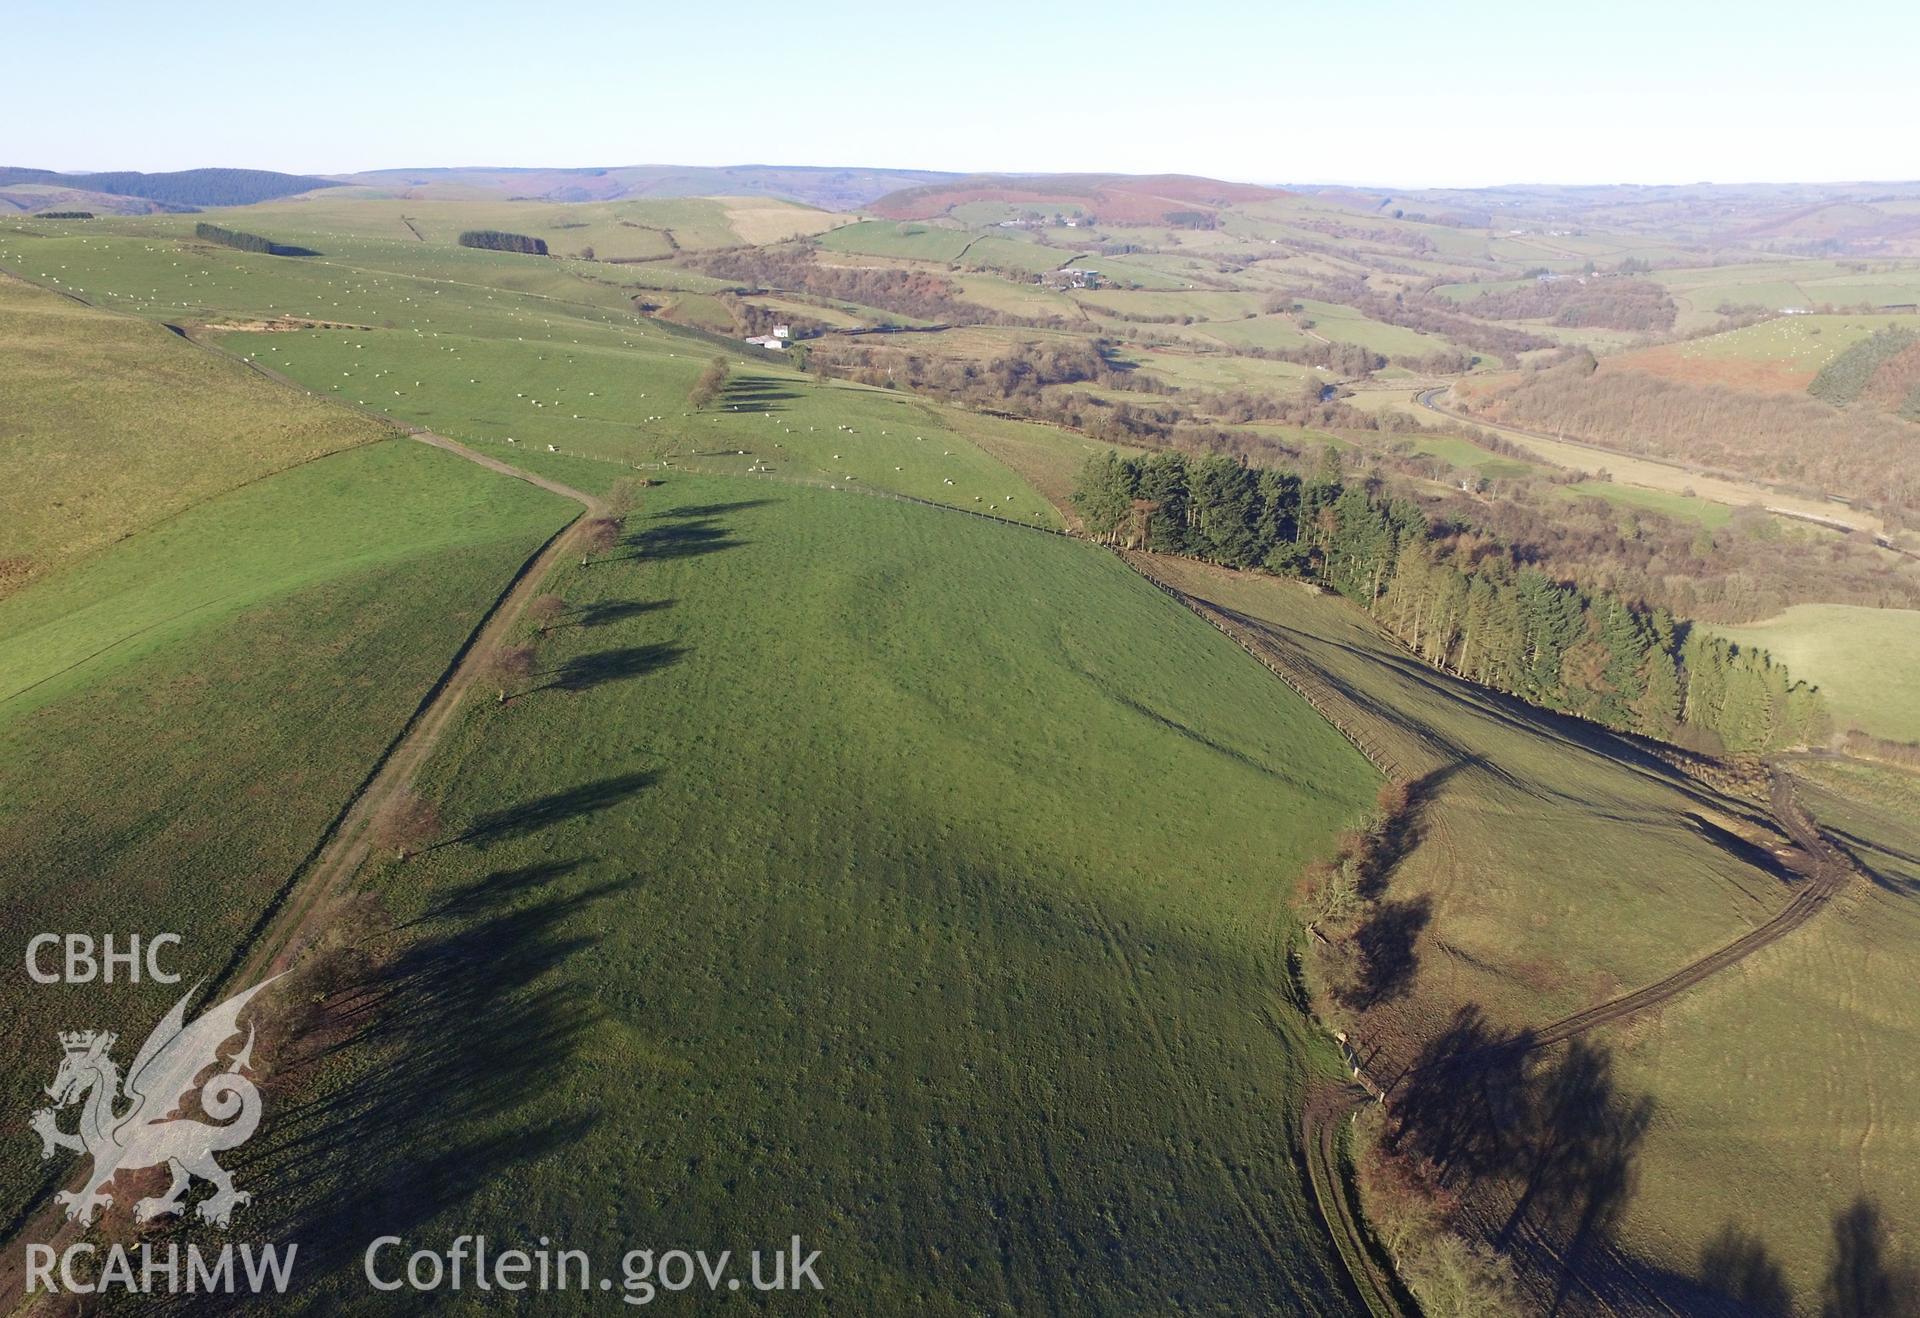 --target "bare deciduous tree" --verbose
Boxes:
[372,789,442,861]
[579,516,623,565]
[490,643,537,701]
